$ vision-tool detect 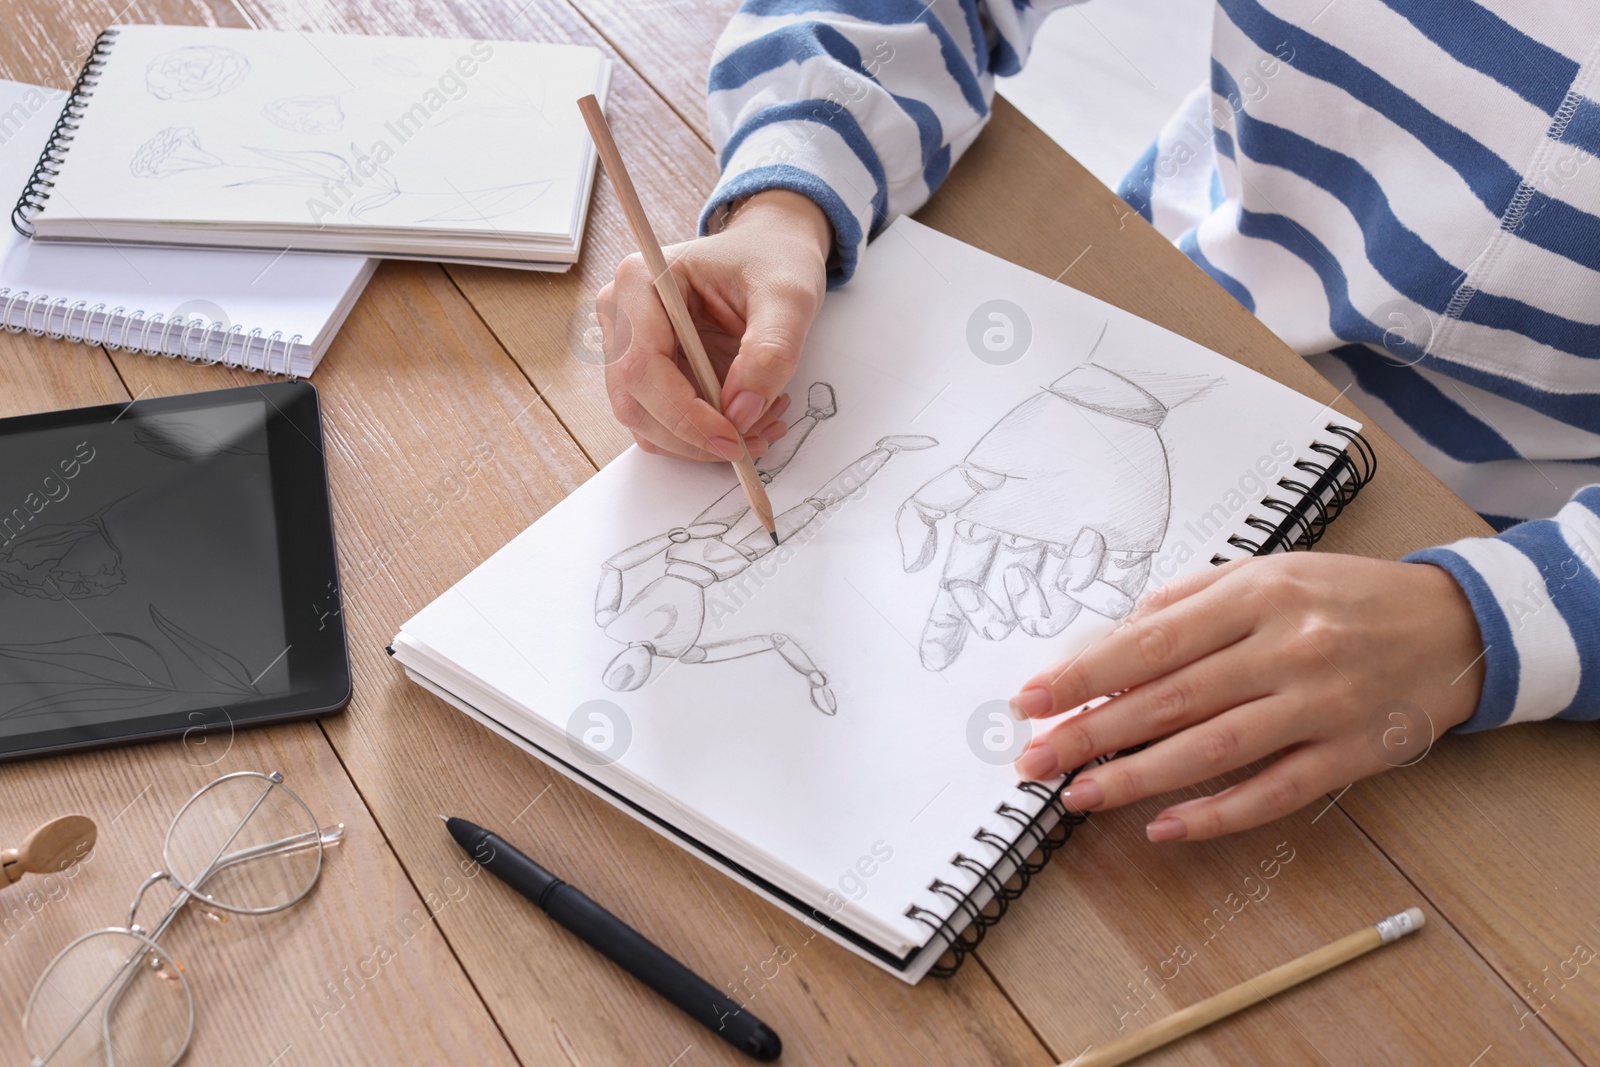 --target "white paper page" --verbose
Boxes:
[42,27,604,240]
[400,219,1356,950]
[0,79,371,349]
